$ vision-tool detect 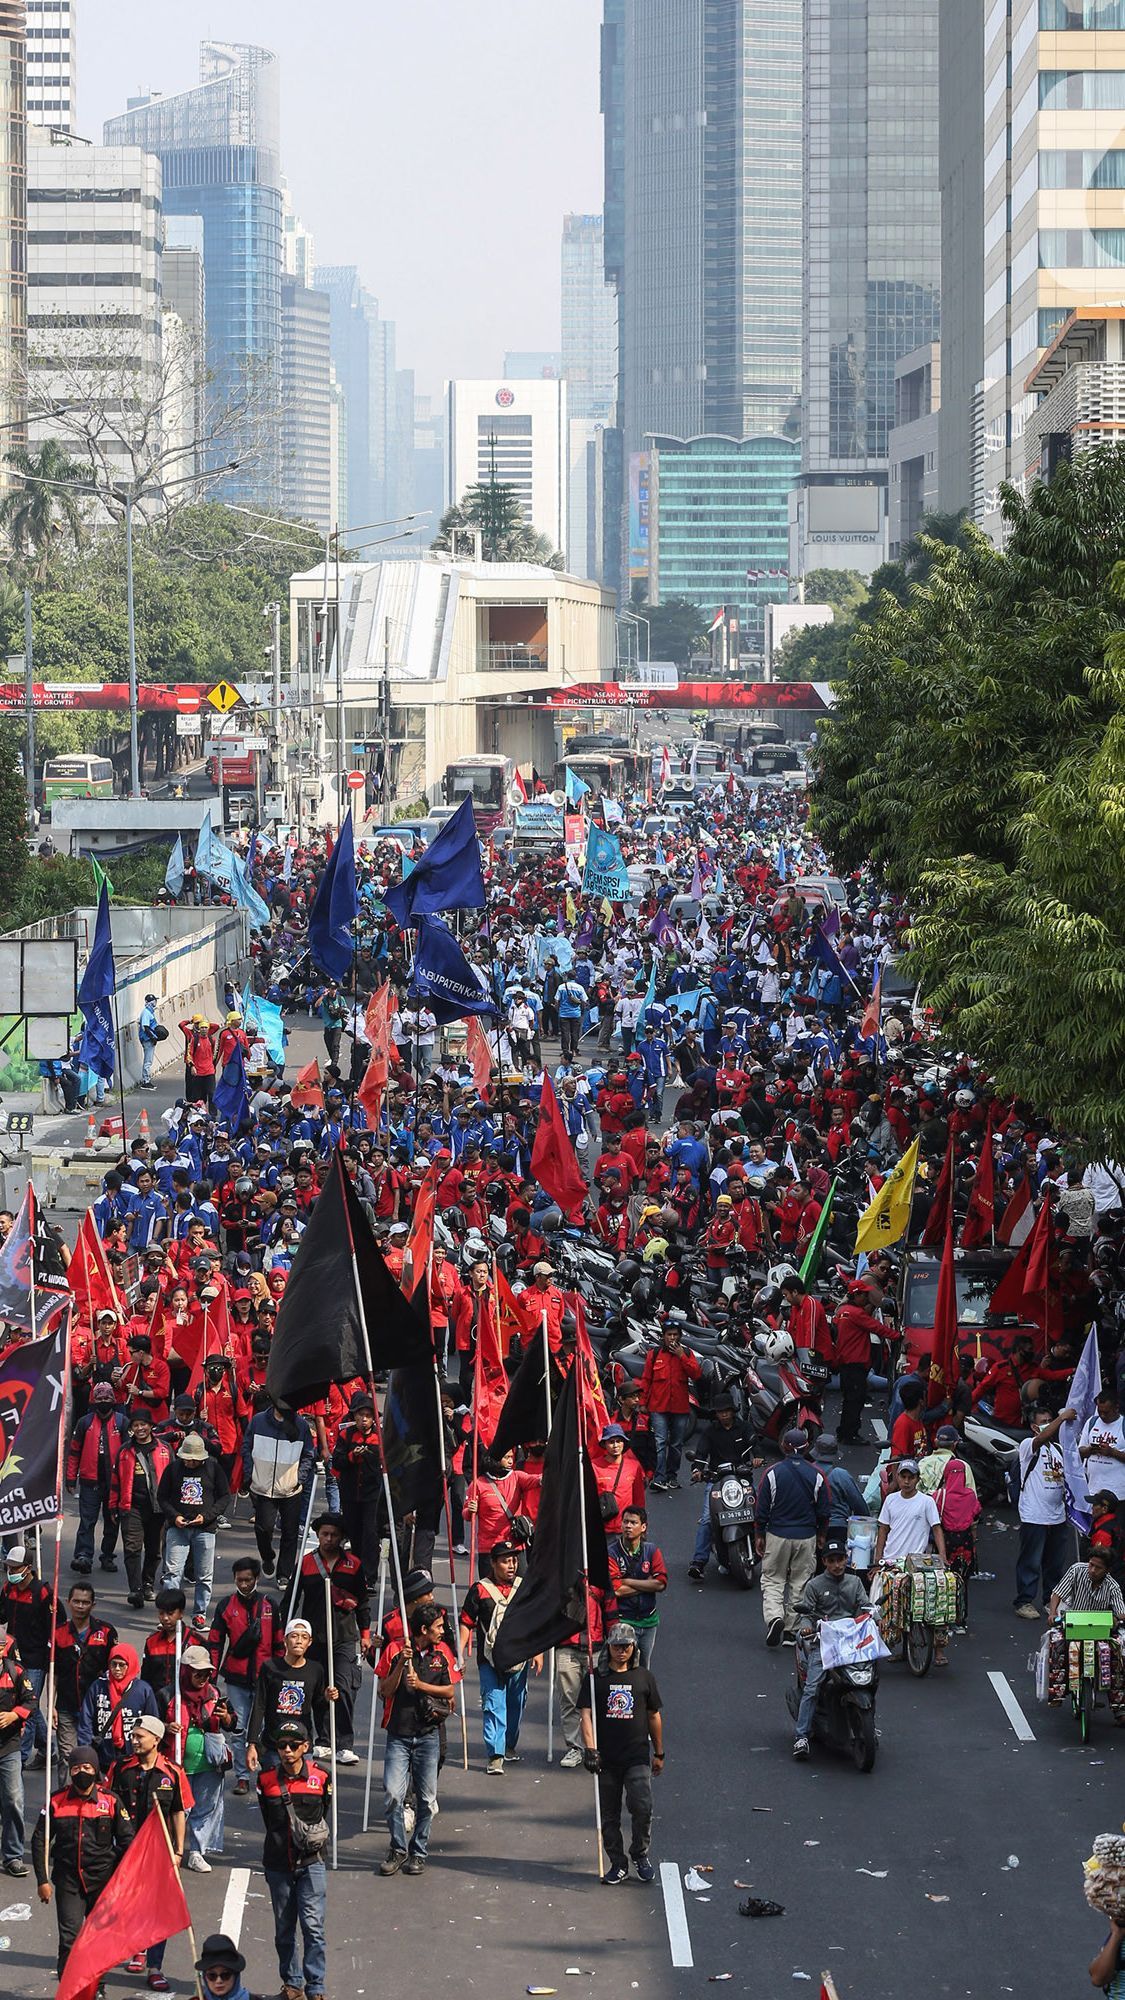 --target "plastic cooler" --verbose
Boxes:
[1064,1612,1115,1642]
